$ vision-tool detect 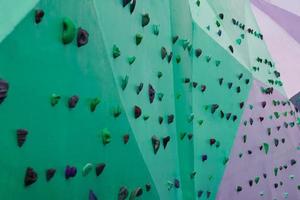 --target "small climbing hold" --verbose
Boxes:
[77,28,89,47]
[82,163,93,176]
[68,95,79,108]
[211,104,219,114]
[167,114,174,124]
[291,159,296,166]
[209,138,216,146]
[174,179,180,188]
[145,184,151,192]
[113,106,122,118]
[219,13,224,20]
[163,136,170,149]
[128,56,136,65]
[142,14,150,27]
[148,84,155,104]
[152,24,159,35]
[195,49,202,58]
[130,187,143,199]
[24,167,38,187]
[62,17,76,44]
[121,75,129,90]
[161,47,167,60]
[101,128,111,145]
[50,94,61,106]
[123,0,131,7]
[236,186,242,192]
[0,79,9,104]
[172,35,179,44]
[201,154,208,162]
[200,85,206,92]
[167,52,173,63]
[151,135,160,154]
[65,165,77,179]
[113,45,121,58]
[35,9,44,24]
[89,190,98,200]
[95,163,106,176]
[129,0,136,14]
[136,83,143,95]
[17,129,28,147]
[135,34,143,45]
[46,168,56,182]
[134,105,142,119]
[229,45,234,53]
[123,134,129,144]
[118,186,129,200]
[90,98,100,112]
[198,190,203,198]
